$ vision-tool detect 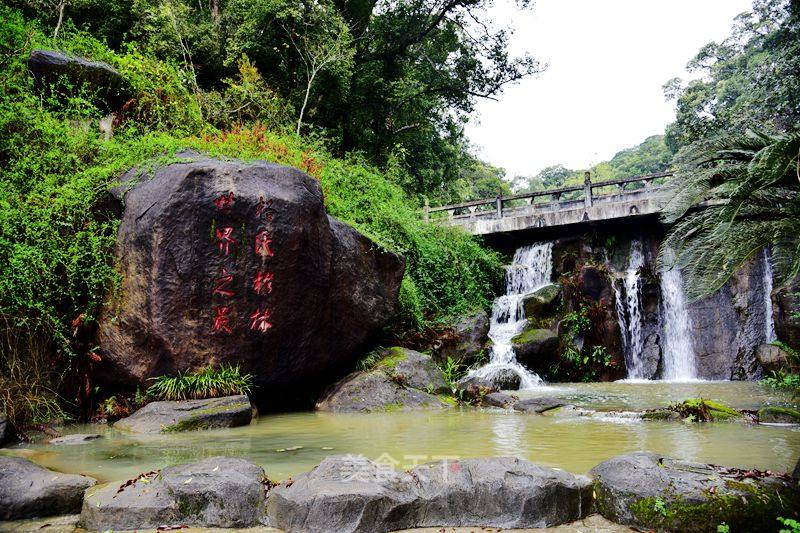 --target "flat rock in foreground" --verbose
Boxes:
[266,455,592,532]
[113,394,253,433]
[80,457,267,530]
[591,452,800,532]
[0,456,96,520]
